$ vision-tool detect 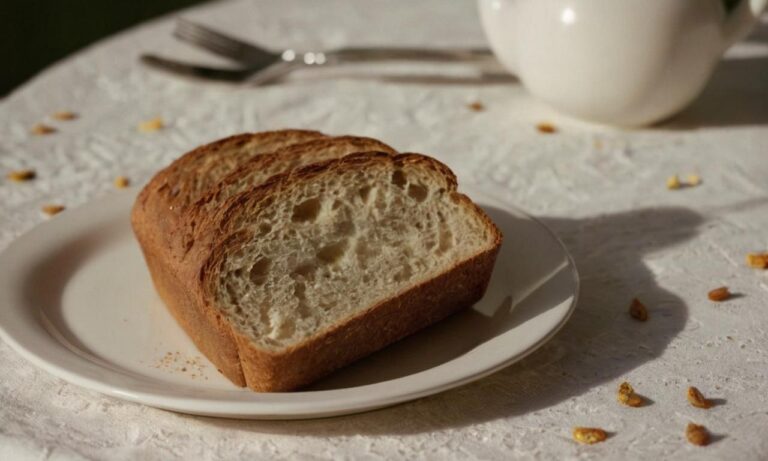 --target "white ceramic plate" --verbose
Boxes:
[0,186,578,419]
